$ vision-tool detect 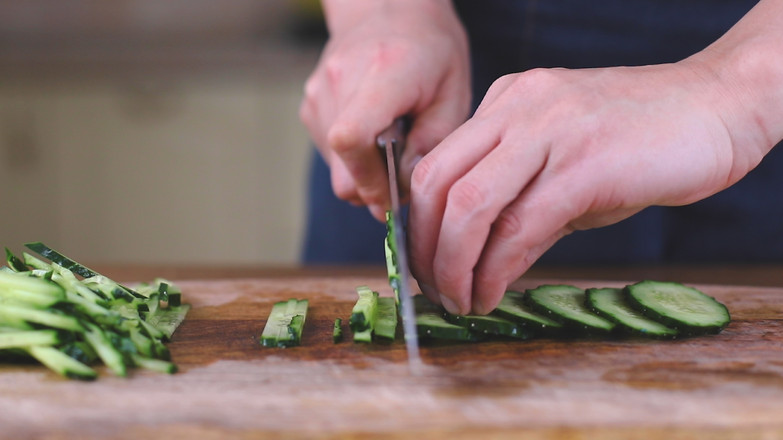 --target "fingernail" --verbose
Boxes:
[439,294,460,315]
